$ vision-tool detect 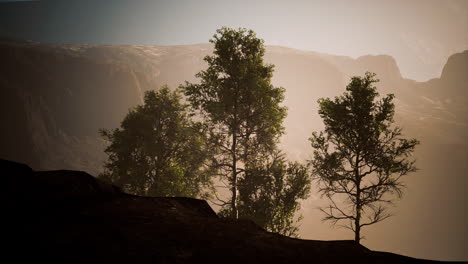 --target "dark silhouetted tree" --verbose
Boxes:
[182,27,287,218]
[100,86,213,198]
[309,72,419,243]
